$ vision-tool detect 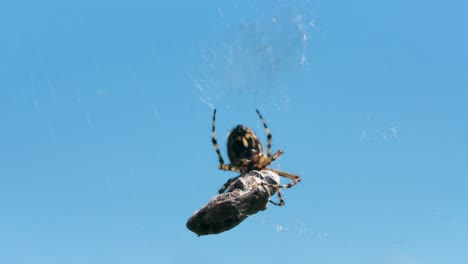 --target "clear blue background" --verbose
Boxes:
[1,1,467,263]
